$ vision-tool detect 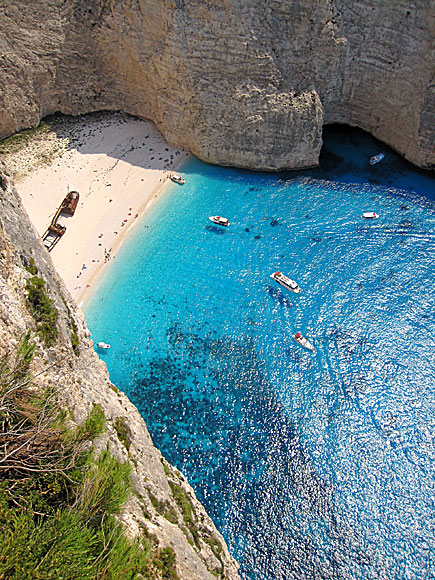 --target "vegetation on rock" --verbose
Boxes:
[0,334,180,579]
[114,416,131,451]
[25,276,59,346]
[168,480,200,547]
[0,122,50,156]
